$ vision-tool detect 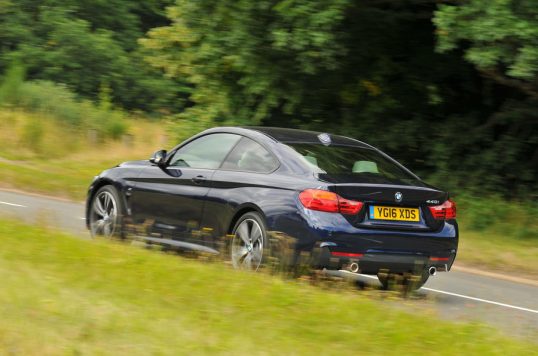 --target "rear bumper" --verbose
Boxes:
[267,209,458,274]
[314,227,458,274]
[317,249,455,274]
